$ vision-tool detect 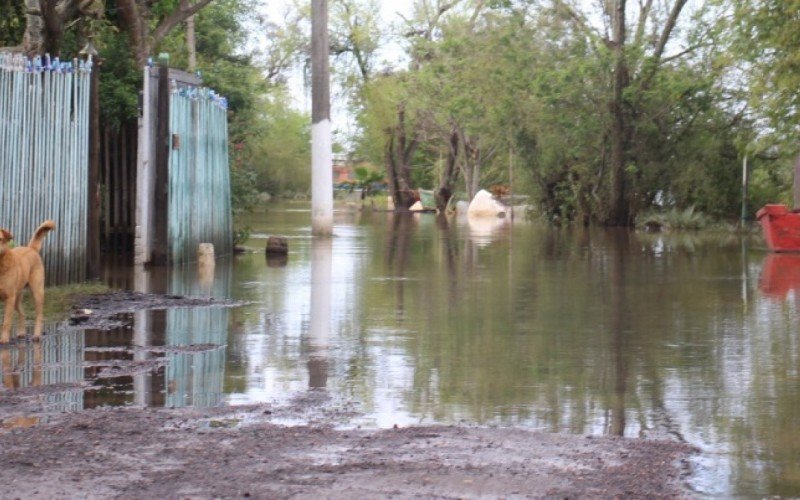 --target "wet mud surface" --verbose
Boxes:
[0,403,696,499]
[0,292,698,498]
[69,290,242,330]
